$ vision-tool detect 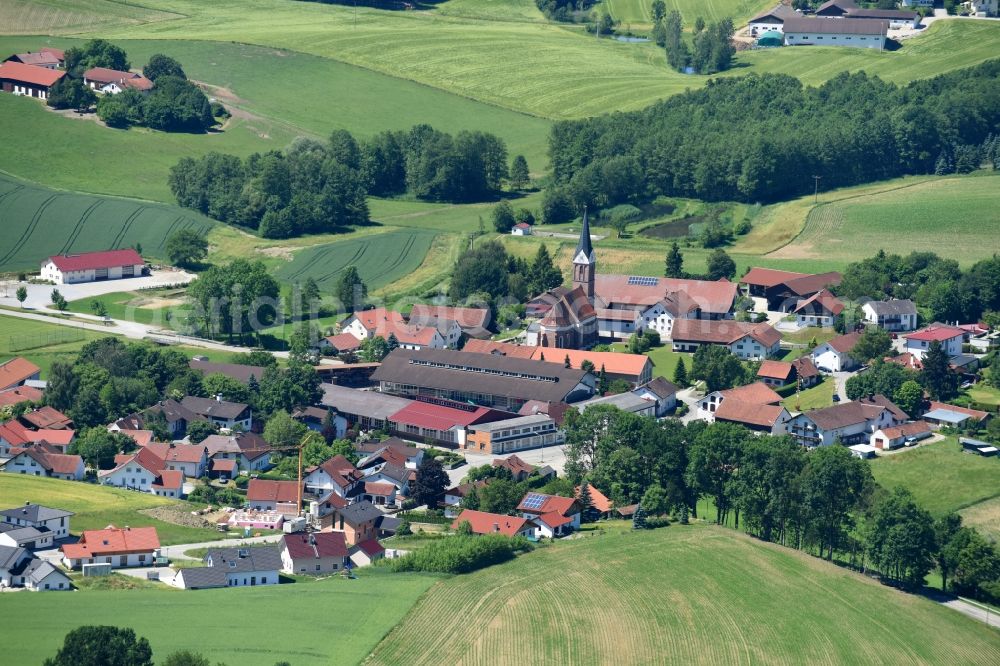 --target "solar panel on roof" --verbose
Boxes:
[522,493,546,510]
[627,276,659,286]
